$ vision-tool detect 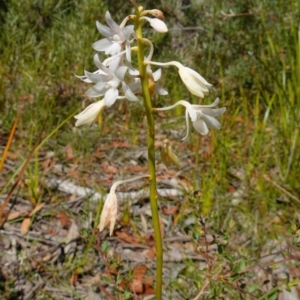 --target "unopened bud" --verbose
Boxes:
[141,16,168,33]
[149,9,164,20]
